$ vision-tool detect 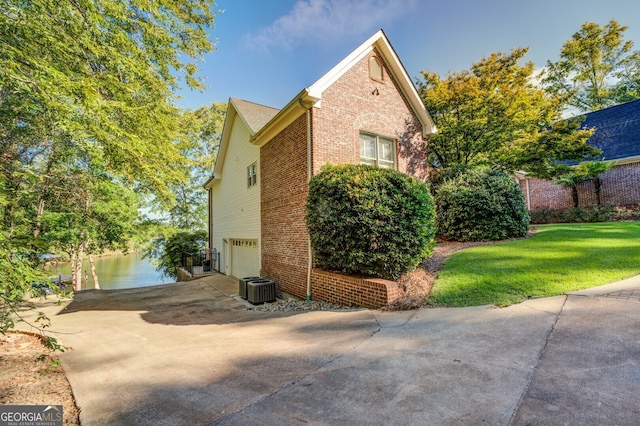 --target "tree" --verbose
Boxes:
[418,48,596,174]
[0,0,218,334]
[556,171,590,208]
[612,51,640,103]
[164,103,226,230]
[543,20,640,112]
[1,0,219,203]
[0,173,64,339]
[582,160,615,207]
[145,230,207,279]
[40,159,139,291]
[512,118,599,179]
